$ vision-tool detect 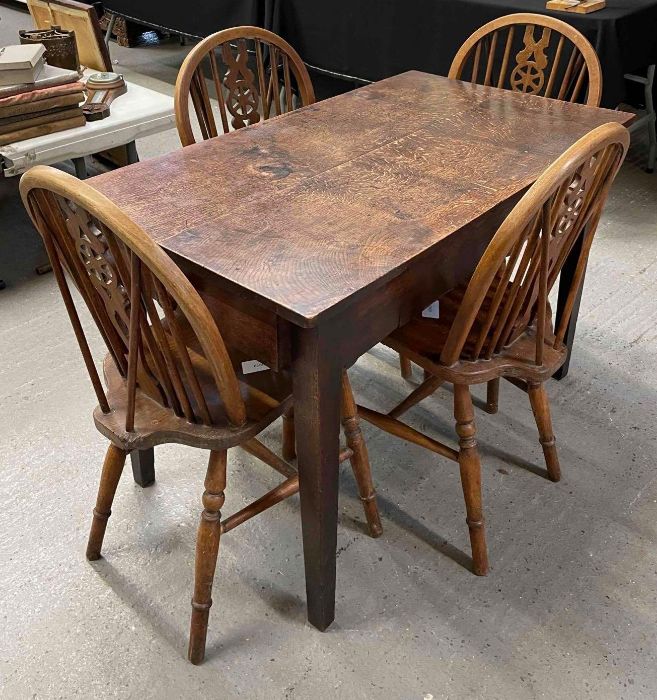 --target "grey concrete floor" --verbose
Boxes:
[2,3,657,698]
